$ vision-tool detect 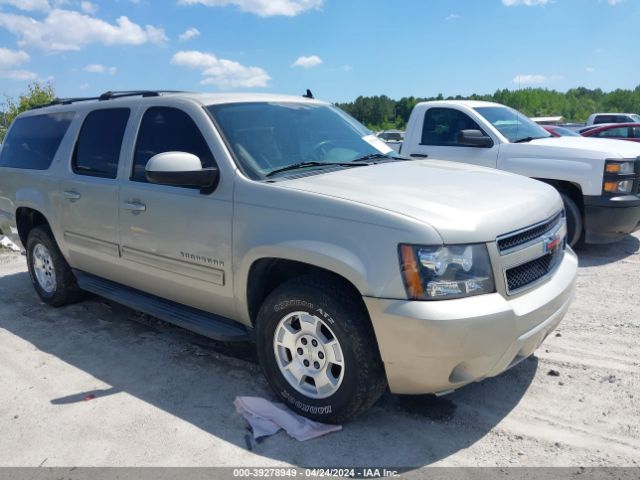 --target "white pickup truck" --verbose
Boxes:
[401,101,640,246]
